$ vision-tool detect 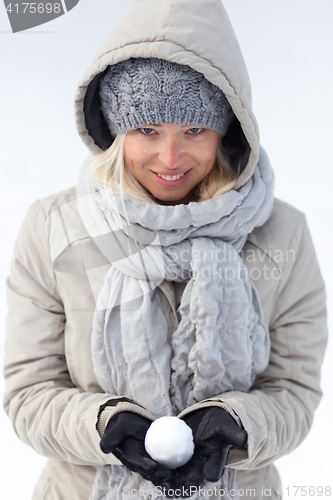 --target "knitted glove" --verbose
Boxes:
[150,407,247,497]
[100,411,173,484]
